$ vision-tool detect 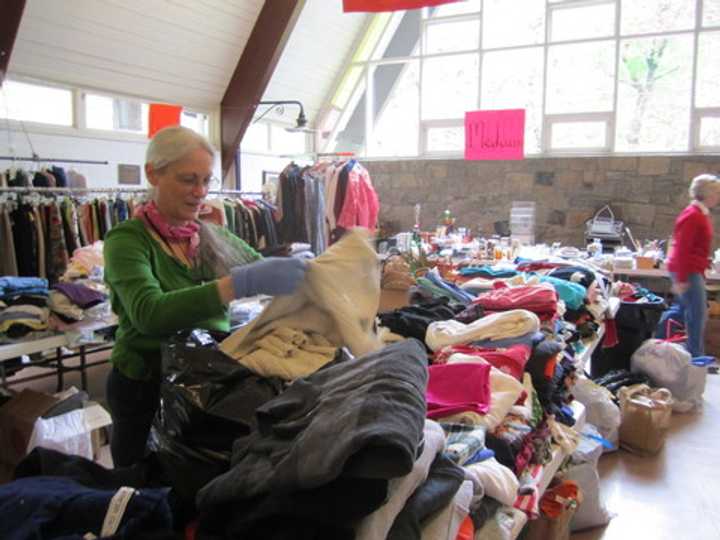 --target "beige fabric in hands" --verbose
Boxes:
[221,229,383,360]
[231,327,337,380]
[425,309,540,352]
